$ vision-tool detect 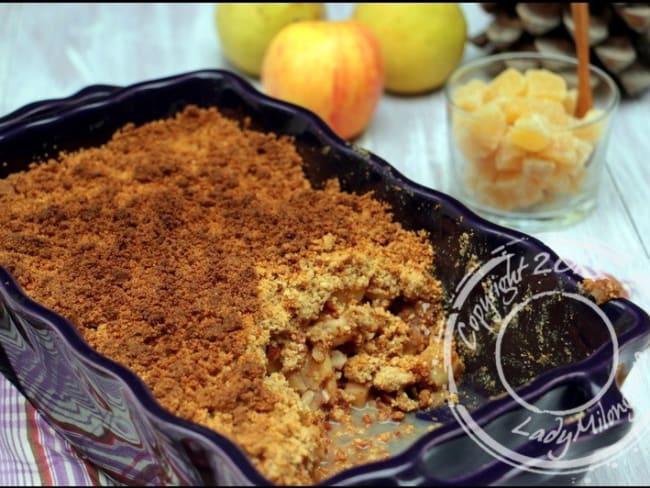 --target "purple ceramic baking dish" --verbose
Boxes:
[1,70,649,486]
